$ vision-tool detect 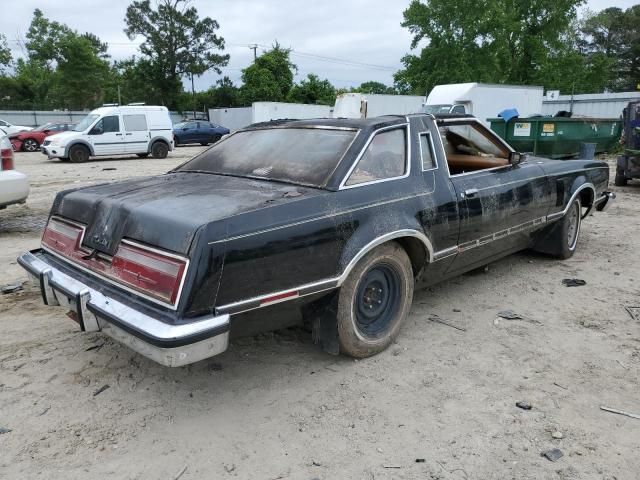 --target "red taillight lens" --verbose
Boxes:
[112,242,187,304]
[42,218,84,255]
[1,148,13,170]
[42,217,188,307]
